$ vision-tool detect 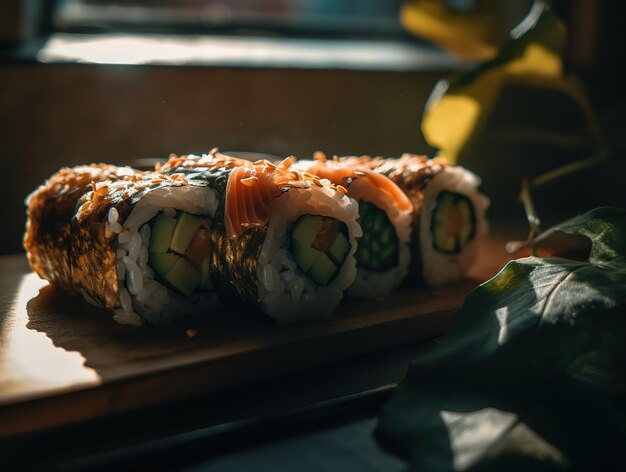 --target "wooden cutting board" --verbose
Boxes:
[0,236,512,438]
